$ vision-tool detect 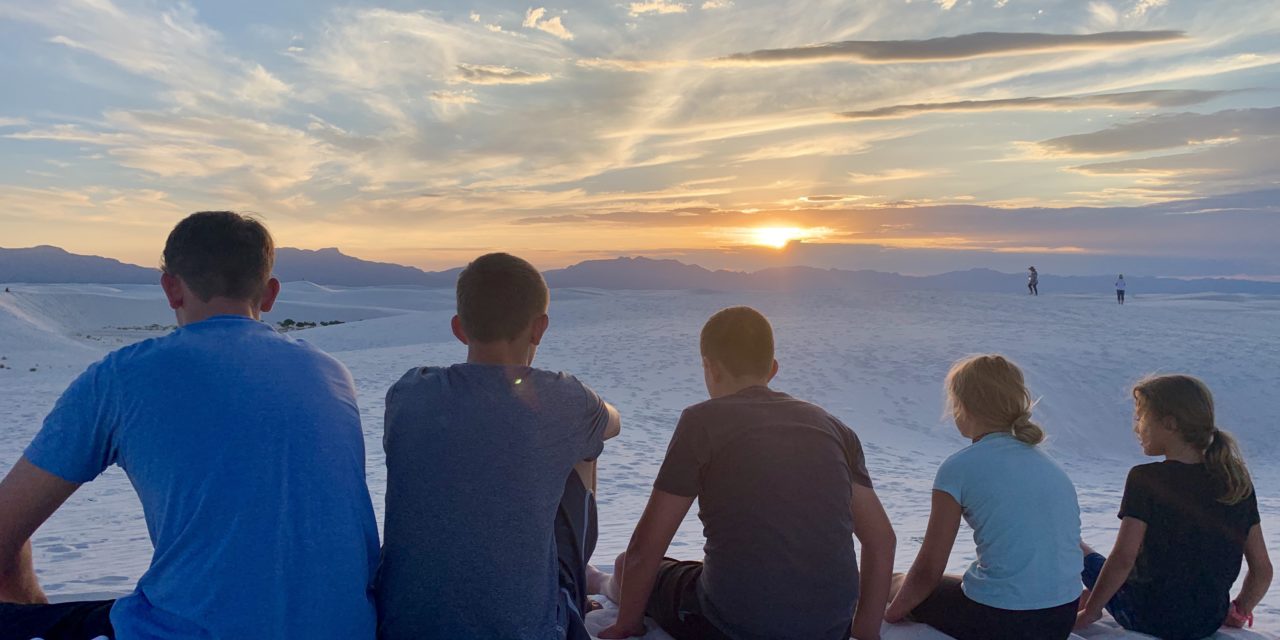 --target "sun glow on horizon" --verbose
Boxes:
[749,226,831,249]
